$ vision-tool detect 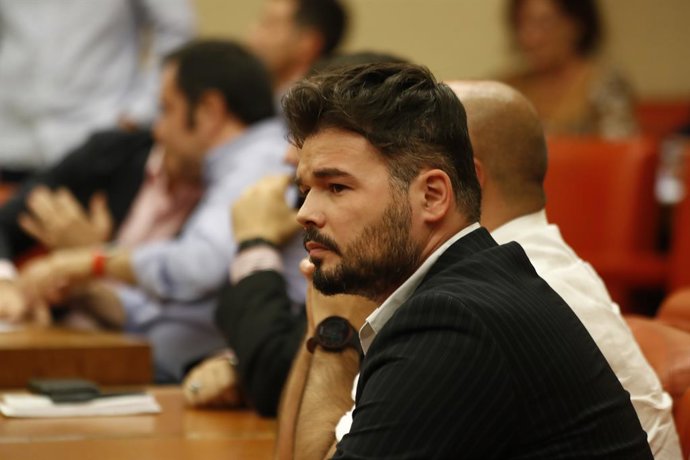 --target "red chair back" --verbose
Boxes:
[543,136,662,309]
[636,100,690,139]
[544,136,660,256]
[668,142,690,290]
